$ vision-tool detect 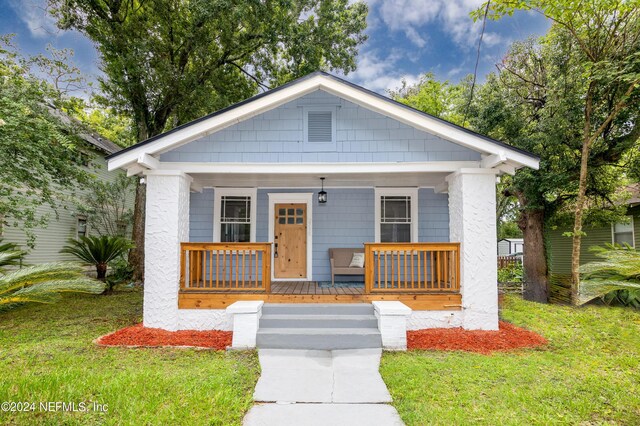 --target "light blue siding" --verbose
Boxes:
[189,189,214,242]
[188,187,450,281]
[161,90,481,163]
[419,189,450,242]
